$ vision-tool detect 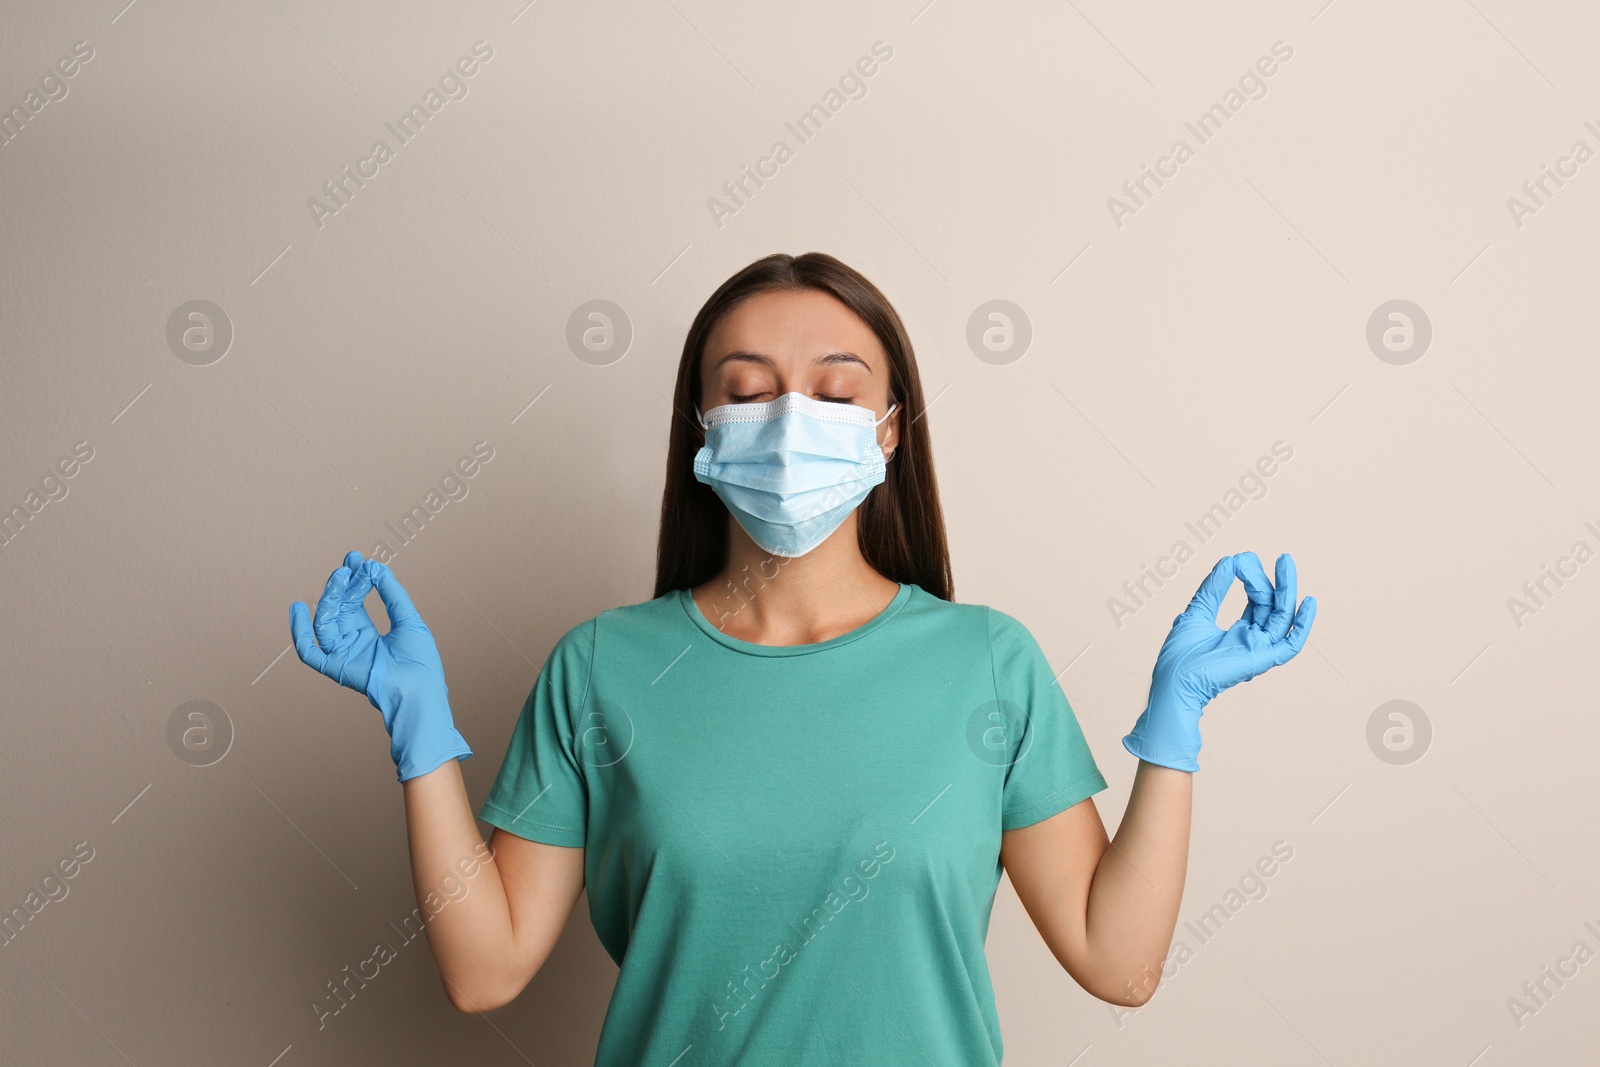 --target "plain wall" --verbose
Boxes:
[2,0,1597,1063]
